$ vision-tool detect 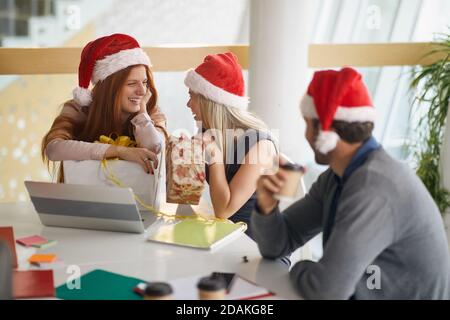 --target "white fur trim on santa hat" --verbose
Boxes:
[92,48,151,84]
[300,94,376,122]
[184,69,249,110]
[300,94,318,118]
[73,86,92,106]
[315,130,340,154]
